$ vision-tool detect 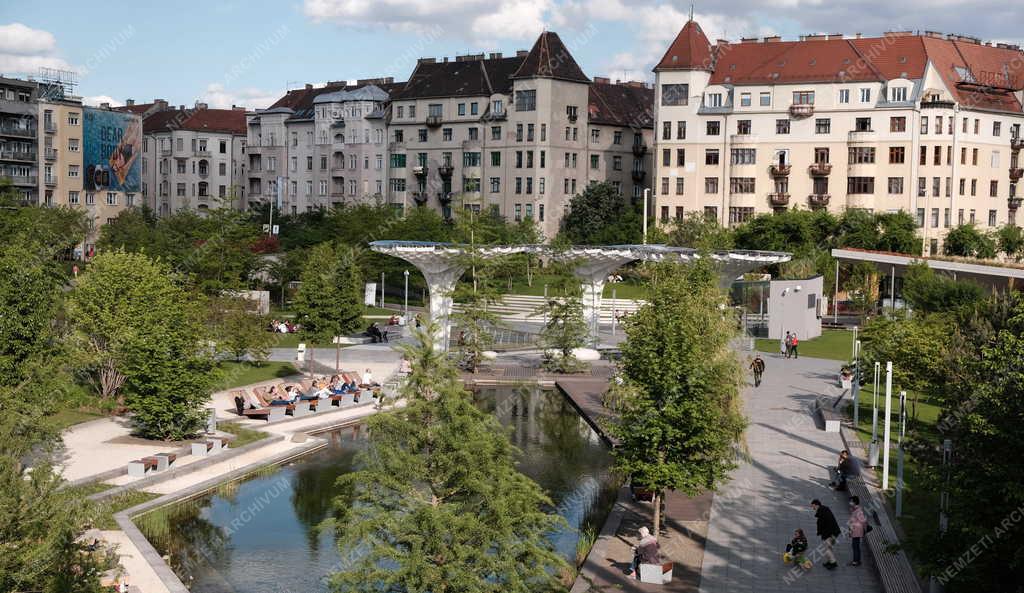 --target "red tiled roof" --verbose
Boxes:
[512,31,589,83]
[143,107,246,135]
[922,37,1024,112]
[655,20,714,72]
[116,103,155,115]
